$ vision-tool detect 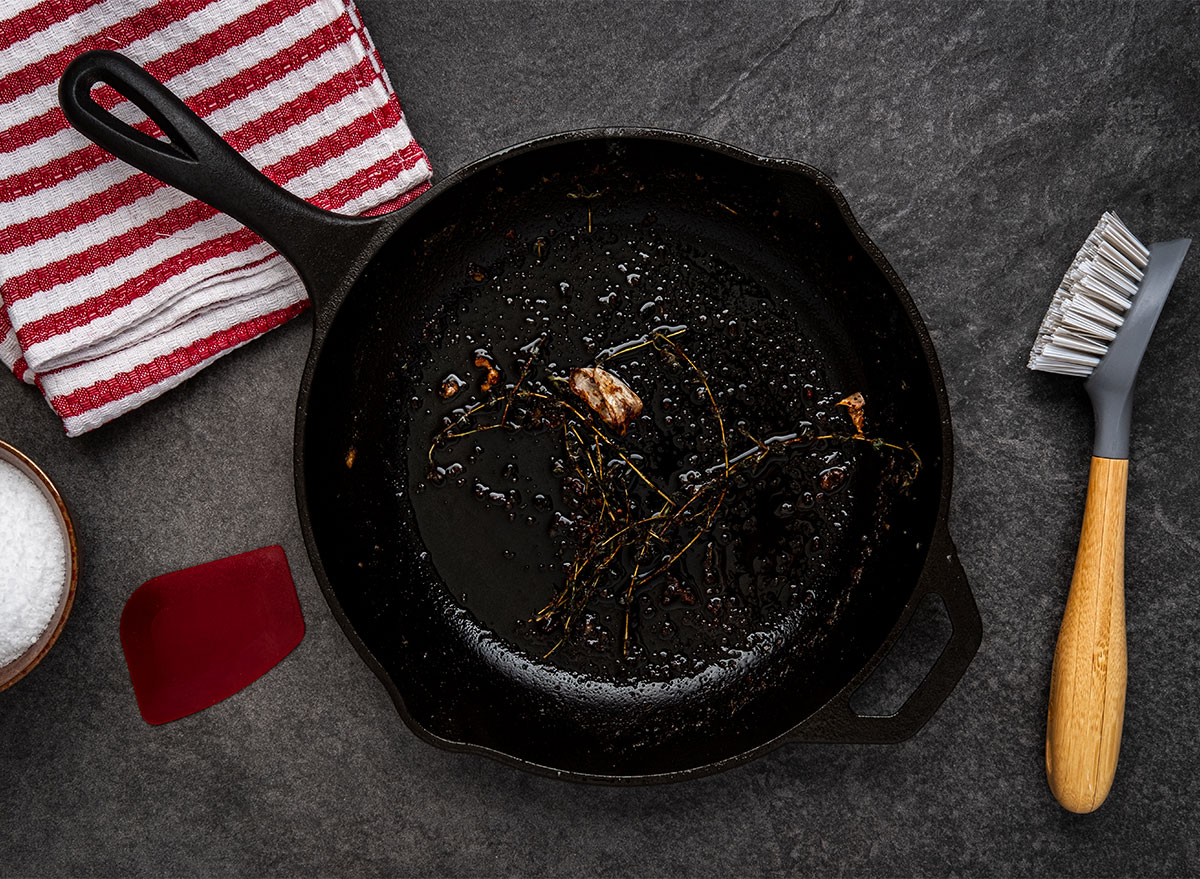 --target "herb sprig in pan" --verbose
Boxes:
[428,331,920,657]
